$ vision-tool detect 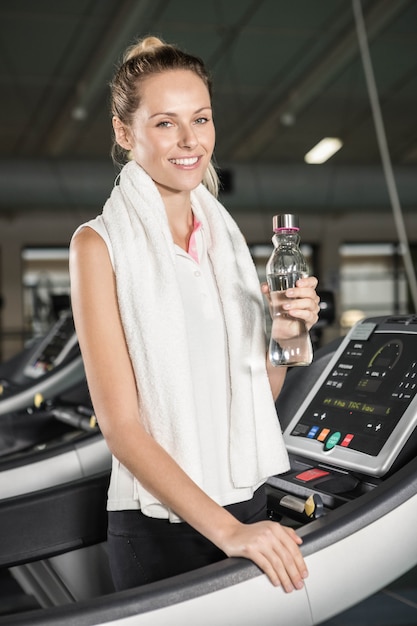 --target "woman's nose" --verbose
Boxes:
[178,126,198,149]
